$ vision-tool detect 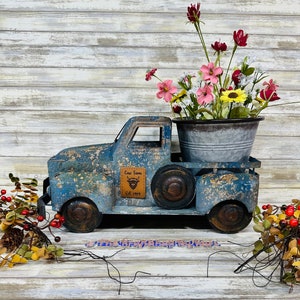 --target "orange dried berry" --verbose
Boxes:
[54,213,61,220]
